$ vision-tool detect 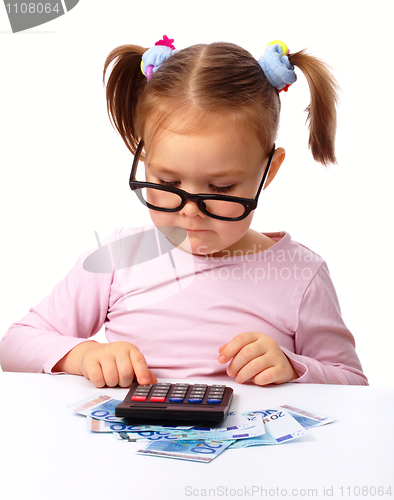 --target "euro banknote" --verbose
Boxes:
[170,414,265,441]
[280,404,336,428]
[136,439,235,463]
